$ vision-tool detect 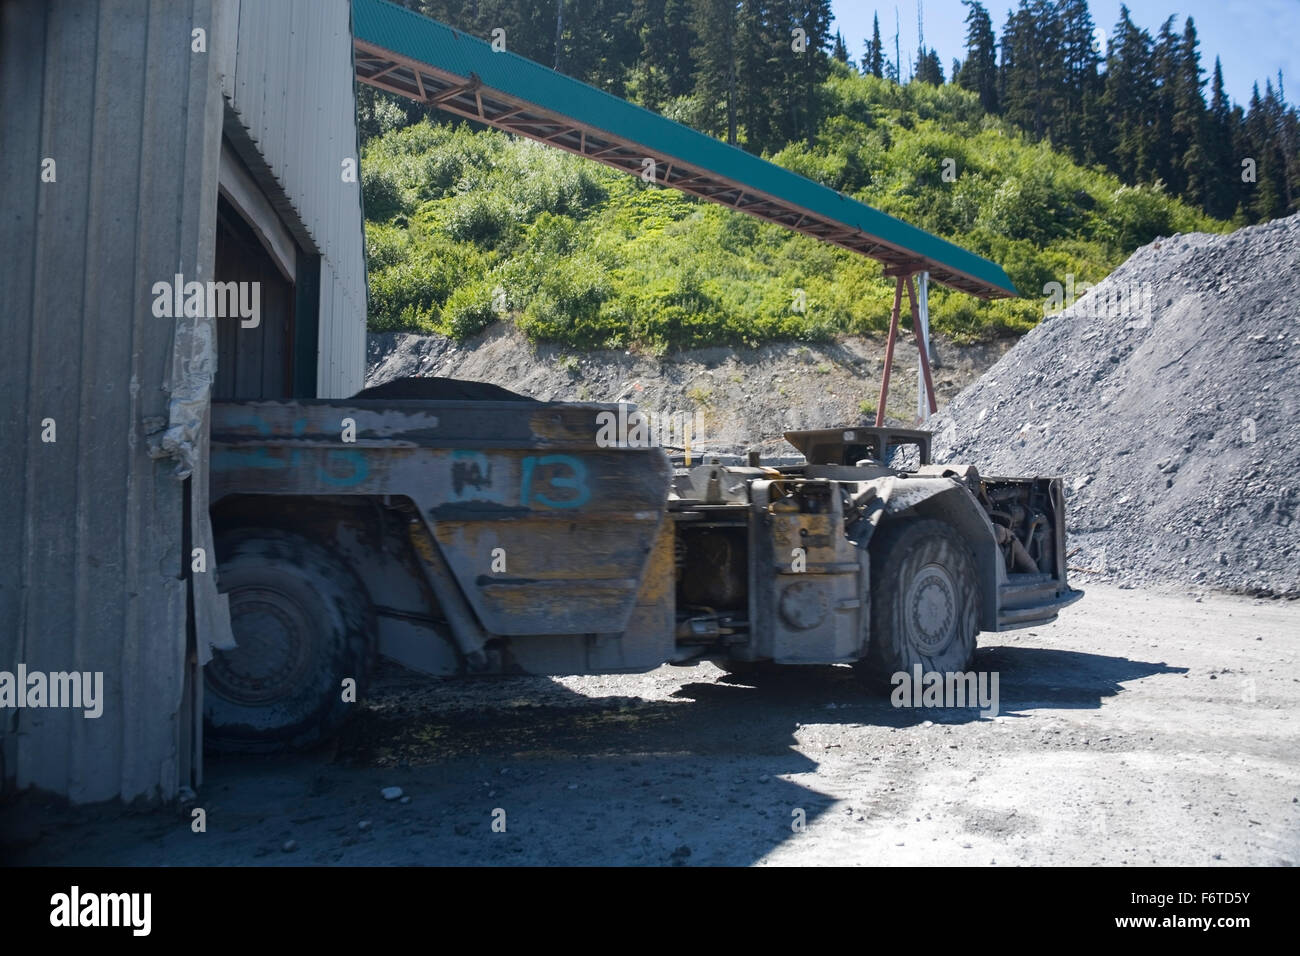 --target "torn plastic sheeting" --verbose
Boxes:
[150,315,216,480]
[151,312,237,657]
